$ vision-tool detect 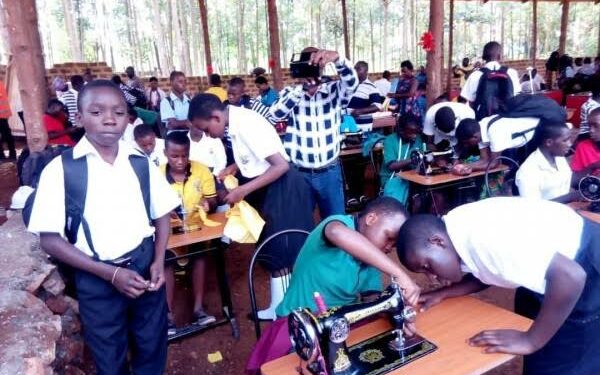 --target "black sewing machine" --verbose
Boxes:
[410,148,457,176]
[579,175,600,213]
[288,282,436,375]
